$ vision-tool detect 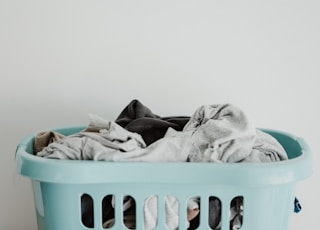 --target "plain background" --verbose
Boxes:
[1,0,319,229]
